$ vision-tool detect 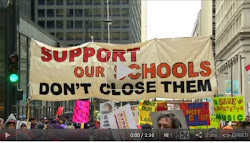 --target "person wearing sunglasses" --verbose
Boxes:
[157,113,182,129]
